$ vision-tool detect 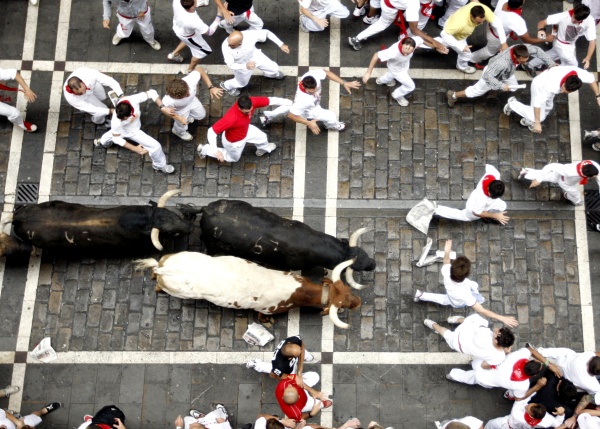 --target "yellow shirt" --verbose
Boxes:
[443,3,495,41]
